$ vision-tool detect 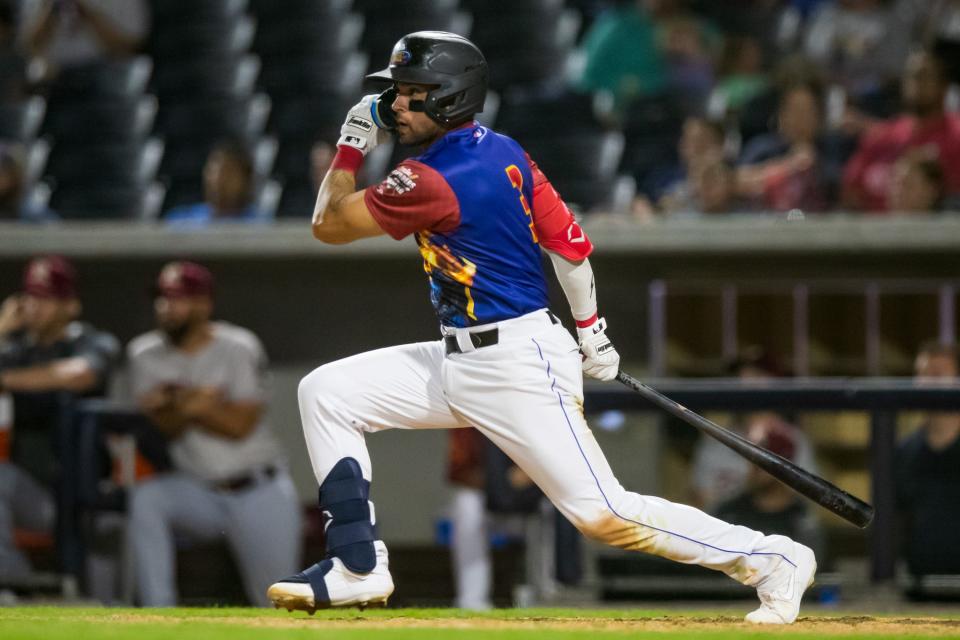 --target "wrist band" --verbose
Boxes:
[331,146,364,174]
[575,313,599,329]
